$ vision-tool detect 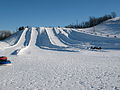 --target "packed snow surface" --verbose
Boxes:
[0,20,120,90]
[82,17,120,37]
